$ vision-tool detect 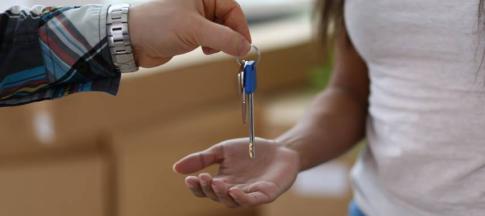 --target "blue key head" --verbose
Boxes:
[243,61,257,94]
